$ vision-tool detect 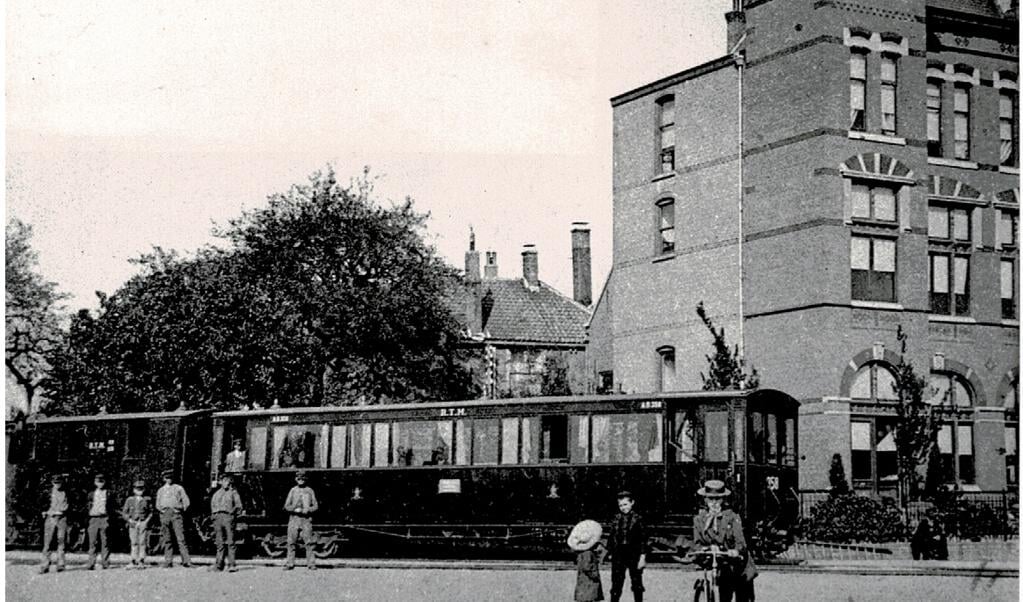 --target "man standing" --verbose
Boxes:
[39,474,69,574]
[155,469,192,568]
[209,473,243,572]
[607,490,647,602]
[121,479,152,569]
[86,473,117,569]
[283,471,318,570]
[224,440,246,473]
